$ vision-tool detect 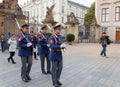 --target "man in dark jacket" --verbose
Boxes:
[100,32,109,58]
[18,24,34,82]
[38,25,51,75]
